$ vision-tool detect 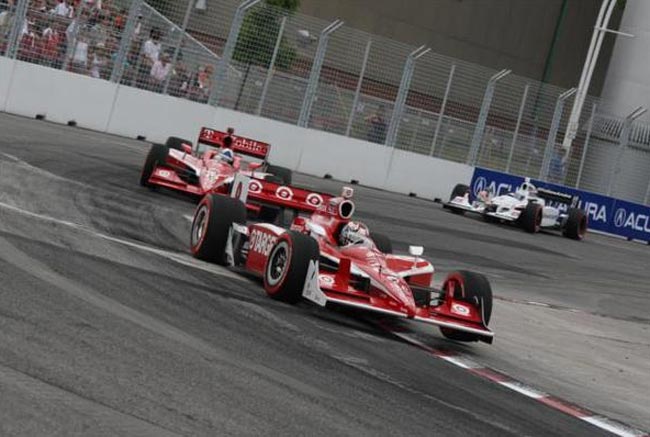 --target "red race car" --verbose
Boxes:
[190,181,494,344]
[140,127,295,219]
